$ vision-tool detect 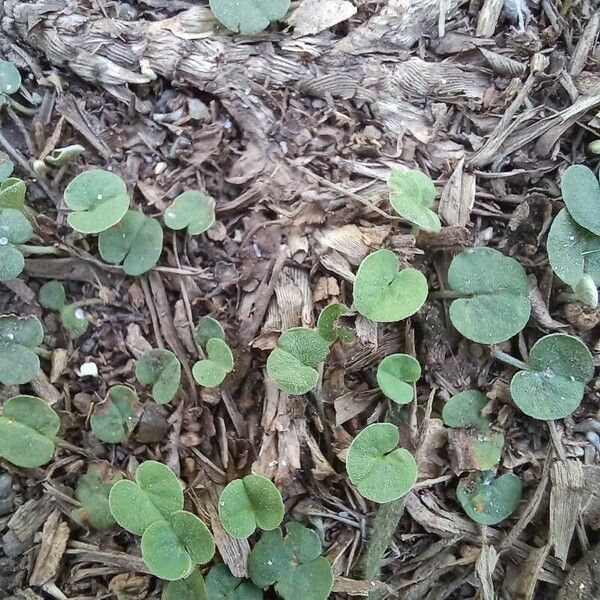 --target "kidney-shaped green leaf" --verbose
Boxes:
[209,0,291,35]
[353,250,428,323]
[510,333,594,421]
[0,178,26,210]
[162,570,208,600]
[193,316,225,348]
[90,385,142,443]
[63,170,130,234]
[266,328,330,395]
[376,354,421,405]
[108,460,184,536]
[0,60,21,95]
[447,247,530,344]
[38,281,67,311]
[164,191,215,236]
[206,564,263,600]
[59,304,91,339]
[218,474,284,539]
[561,165,600,236]
[457,471,522,525]
[0,208,33,281]
[317,303,354,344]
[135,349,182,404]
[192,338,234,388]
[346,423,418,503]
[0,315,43,385]
[388,169,441,232]
[442,390,489,432]
[249,522,333,600]
[99,210,163,276]
[0,395,60,468]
